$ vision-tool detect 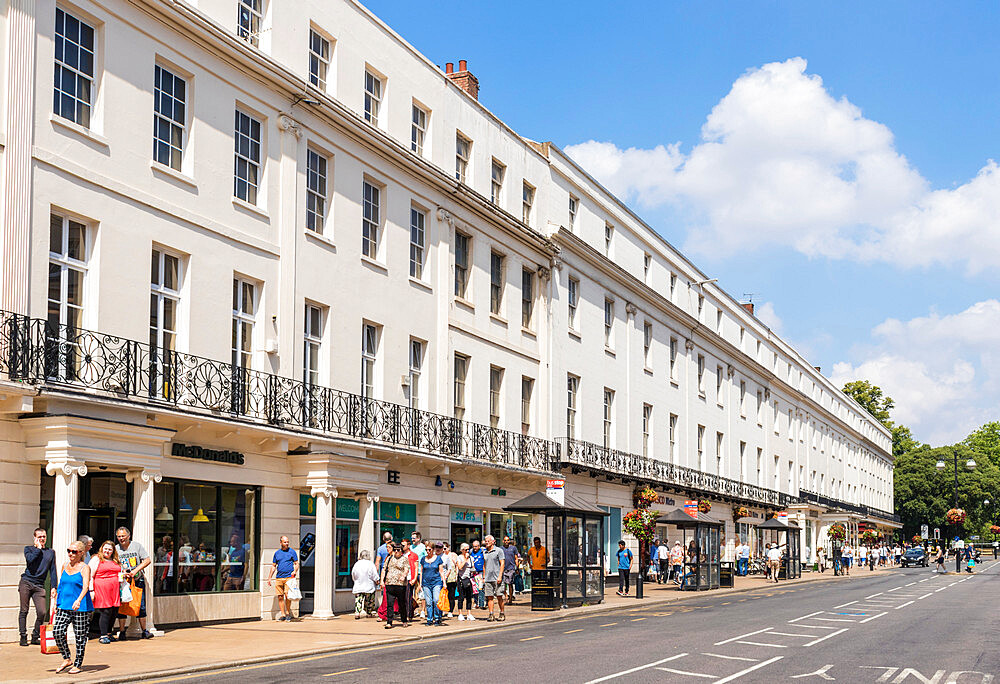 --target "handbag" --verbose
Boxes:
[40,608,60,655]
[513,570,524,593]
[286,578,303,601]
[119,580,143,617]
[437,589,450,613]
